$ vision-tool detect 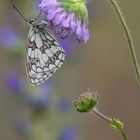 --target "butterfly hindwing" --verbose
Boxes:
[26,22,65,86]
